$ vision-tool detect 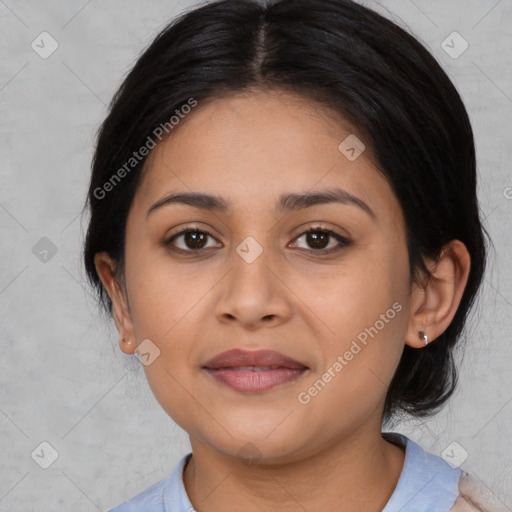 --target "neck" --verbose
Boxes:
[182,428,405,512]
